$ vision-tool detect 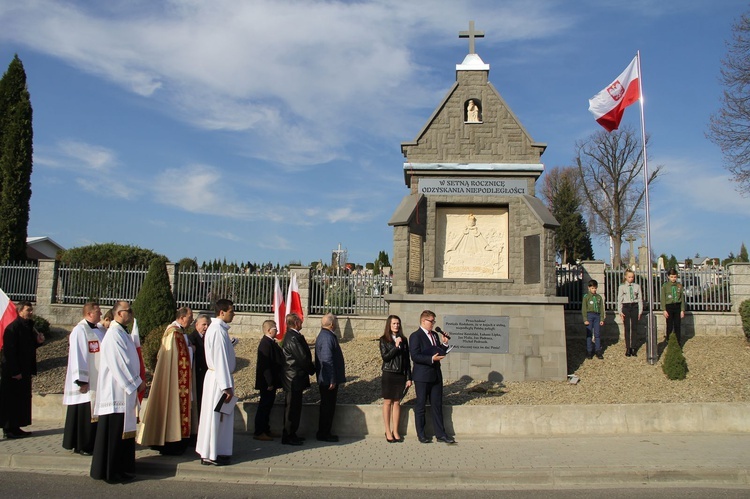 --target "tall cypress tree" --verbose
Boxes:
[0,55,33,262]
